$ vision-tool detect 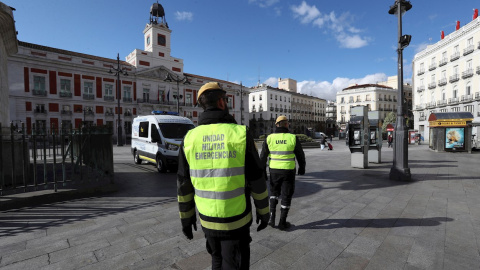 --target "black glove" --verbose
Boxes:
[256,213,270,232]
[182,223,197,240]
[298,167,305,175]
